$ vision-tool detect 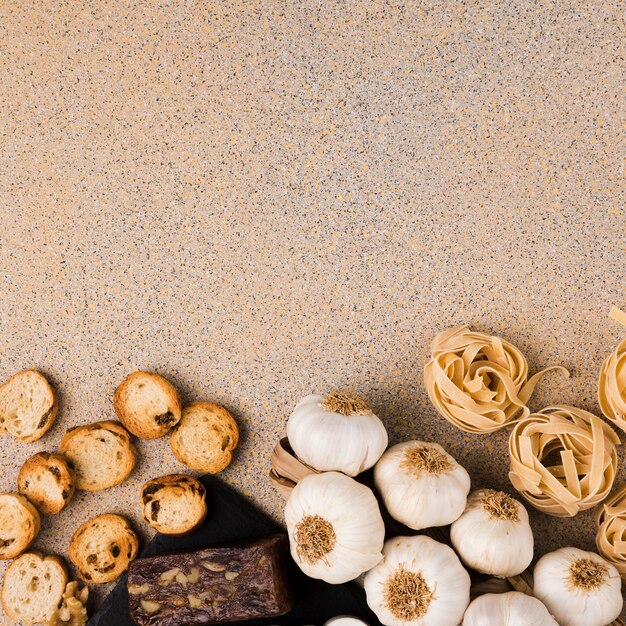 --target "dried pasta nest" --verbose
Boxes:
[424,326,566,433]
[596,484,626,582]
[598,307,626,432]
[508,406,620,517]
